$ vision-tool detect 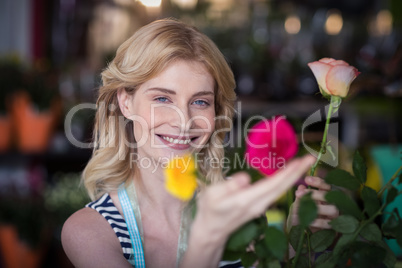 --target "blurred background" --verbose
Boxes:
[0,0,401,267]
